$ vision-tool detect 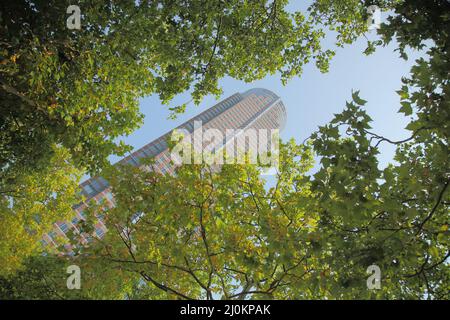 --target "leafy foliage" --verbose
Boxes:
[0,255,85,300]
[70,143,322,300]
[1,0,337,182]
[0,0,353,280]
[0,0,448,300]
[309,92,449,299]
[0,146,82,276]
[71,109,448,299]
